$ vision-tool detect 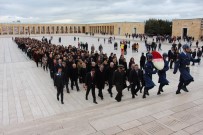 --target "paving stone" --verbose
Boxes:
[183,121,203,134]
[152,110,175,119]
[170,102,197,112]
[116,127,147,135]
[137,116,156,124]
[88,132,104,135]
[101,126,123,135]
[170,130,190,135]
[119,119,142,130]
[171,110,203,125]
[193,129,203,135]
[156,116,189,131]
[138,121,174,135]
